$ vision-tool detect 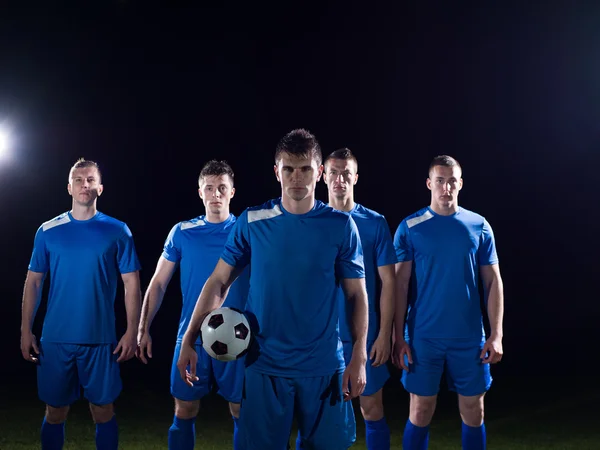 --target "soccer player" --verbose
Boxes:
[136,160,249,450]
[177,129,369,450]
[320,148,397,450]
[20,158,142,450]
[393,155,504,450]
